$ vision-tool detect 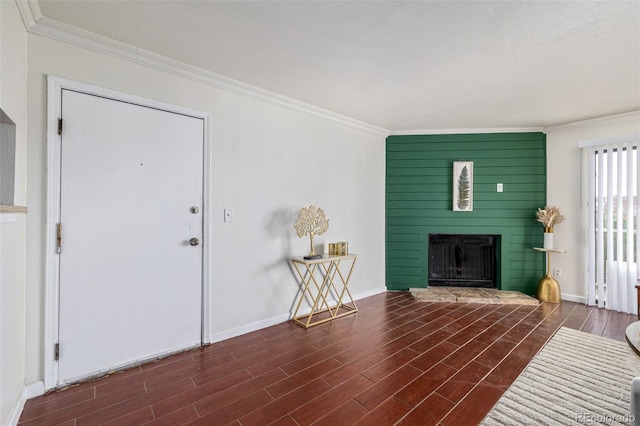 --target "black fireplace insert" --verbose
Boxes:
[428,234,498,288]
